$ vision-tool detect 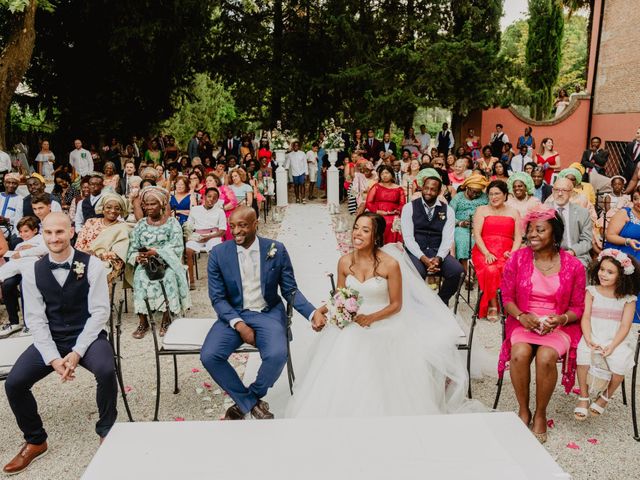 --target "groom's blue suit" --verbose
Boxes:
[201,236,315,414]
